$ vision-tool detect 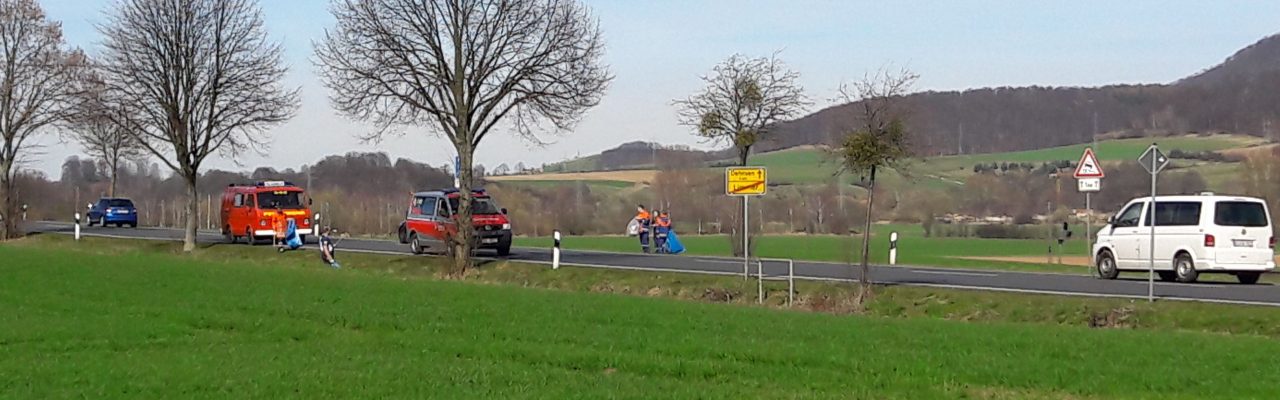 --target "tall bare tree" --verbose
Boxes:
[315,0,611,274]
[675,53,808,257]
[0,0,85,239]
[98,0,300,251]
[67,71,141,197]
[836,67,917,301]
